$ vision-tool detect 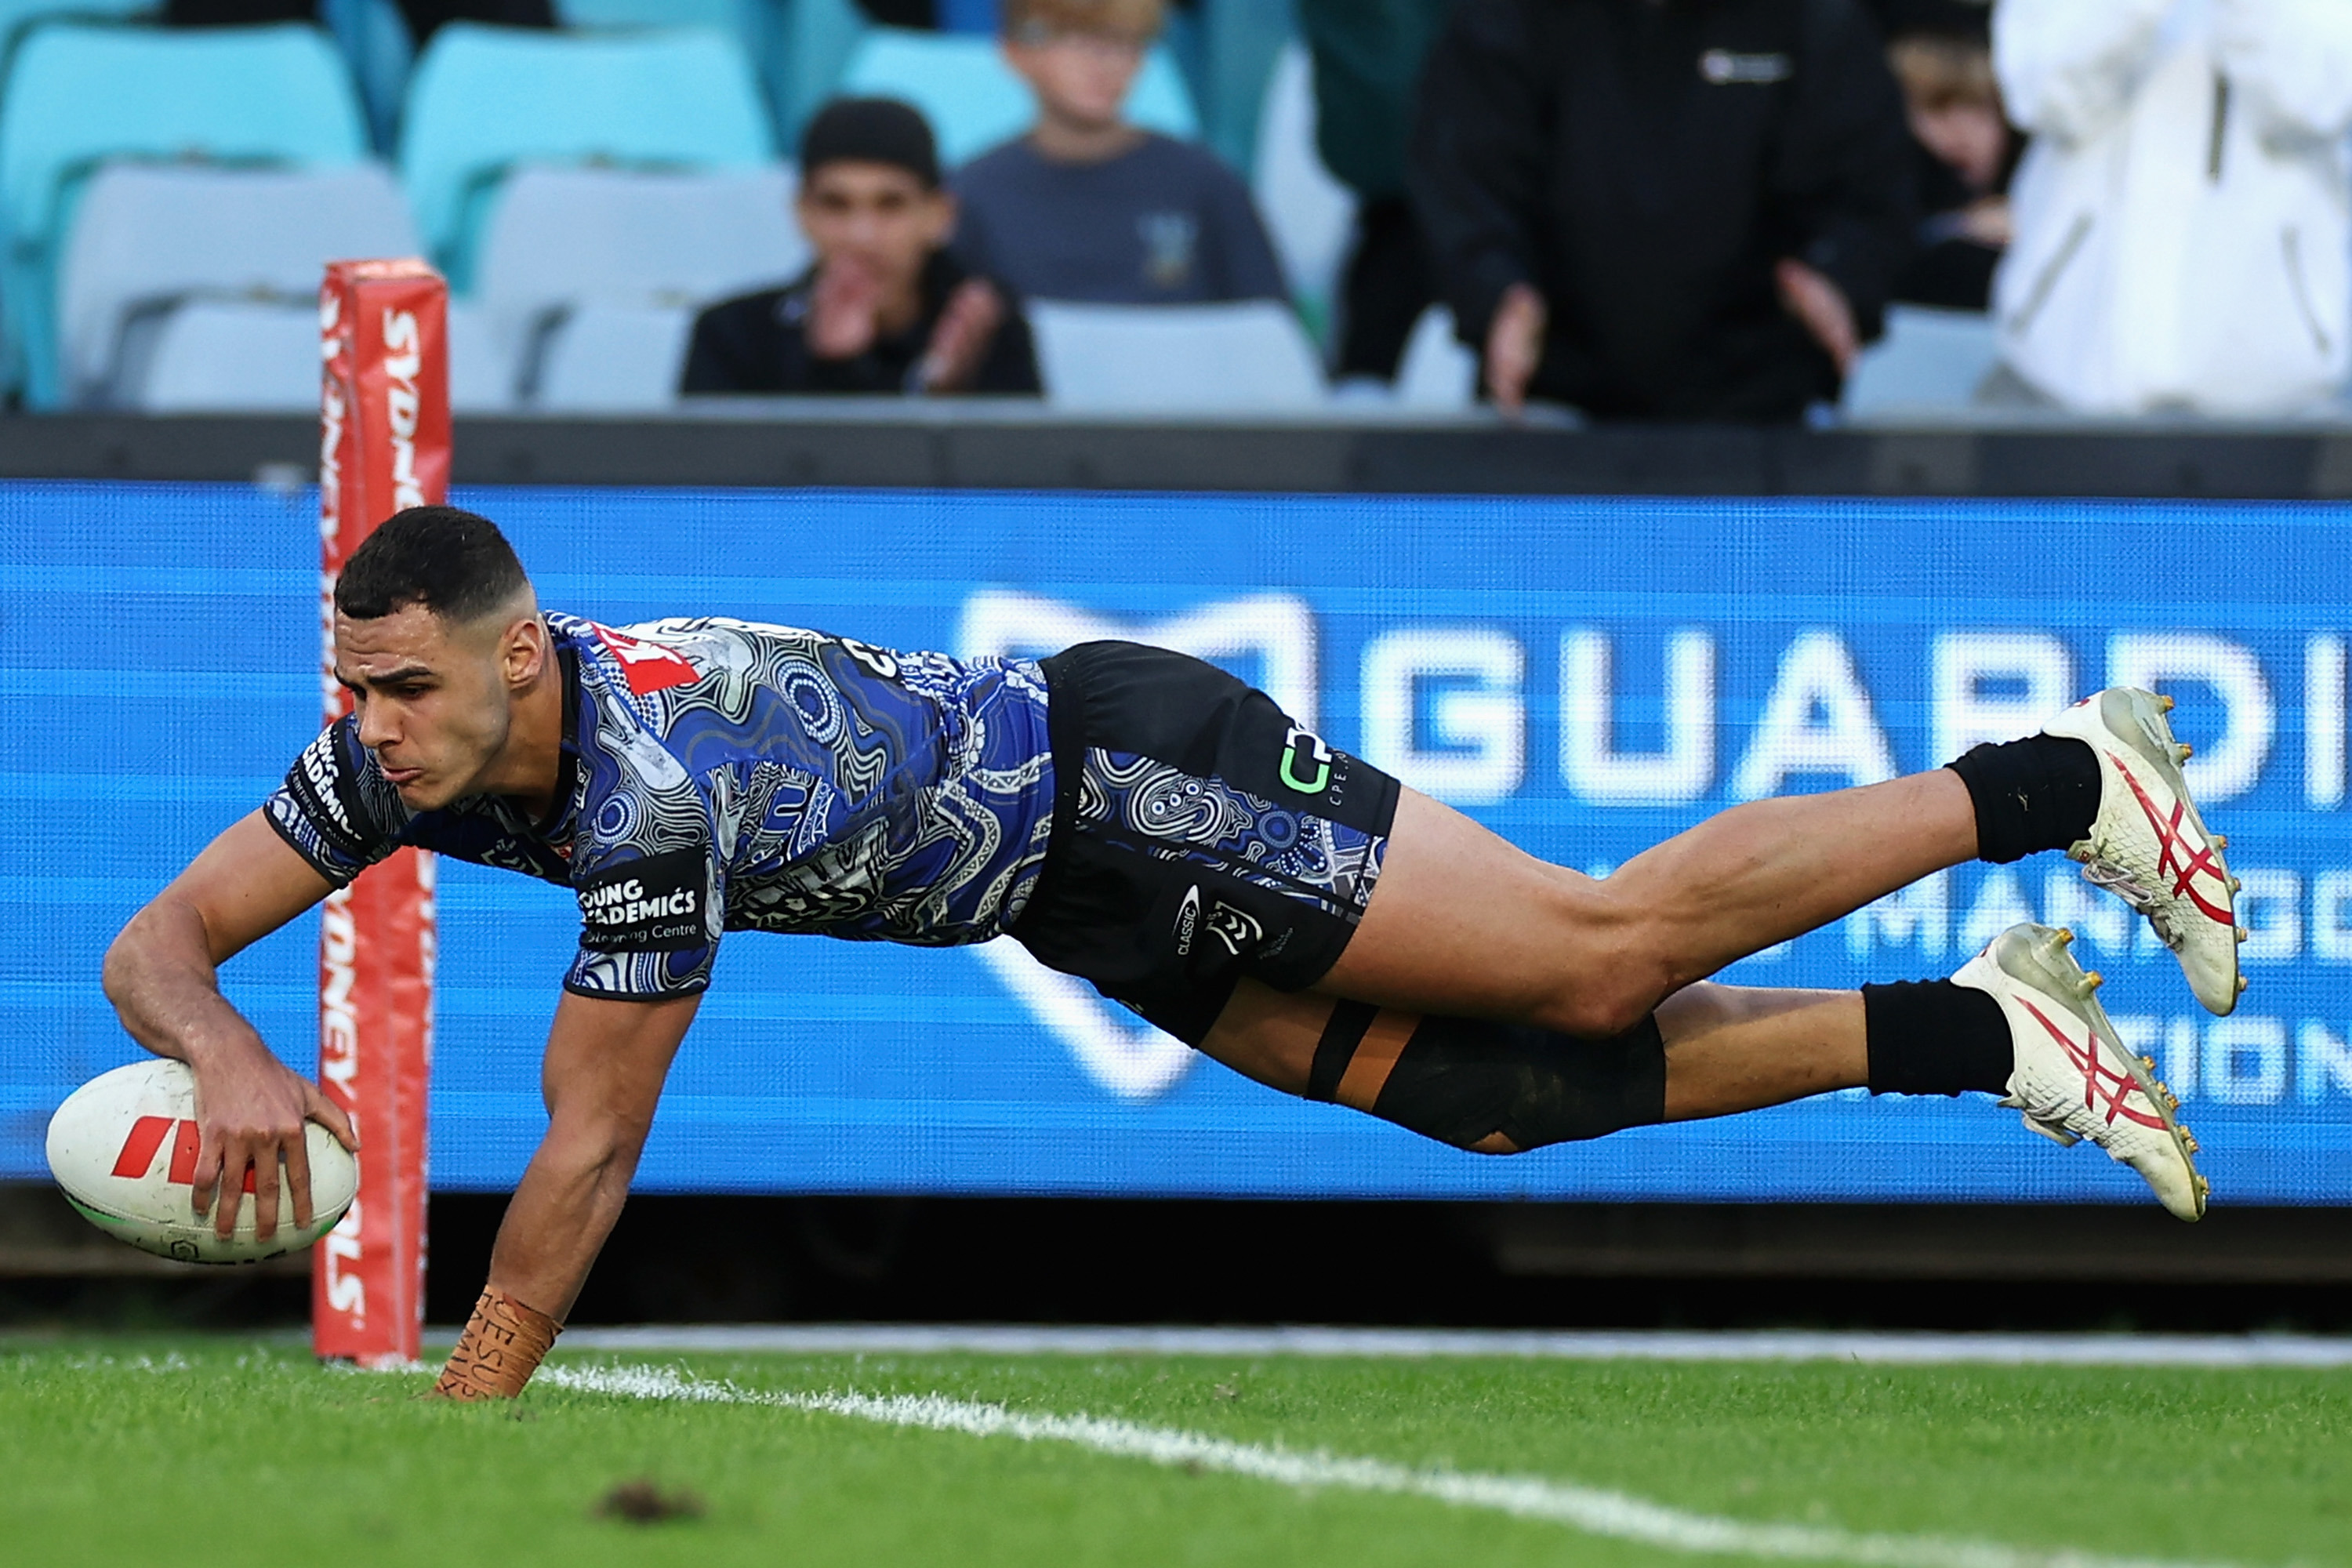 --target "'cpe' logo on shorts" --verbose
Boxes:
[576,849,706,952]
[1279,724,1334,796]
